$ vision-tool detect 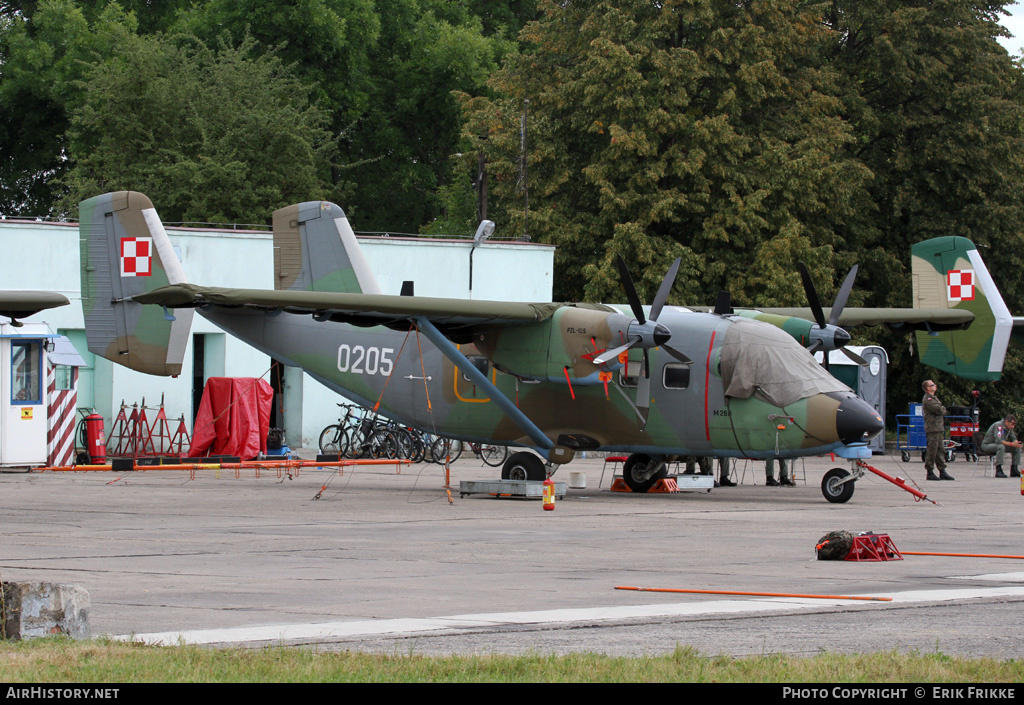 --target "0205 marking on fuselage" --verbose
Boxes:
[336,344,396,377]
